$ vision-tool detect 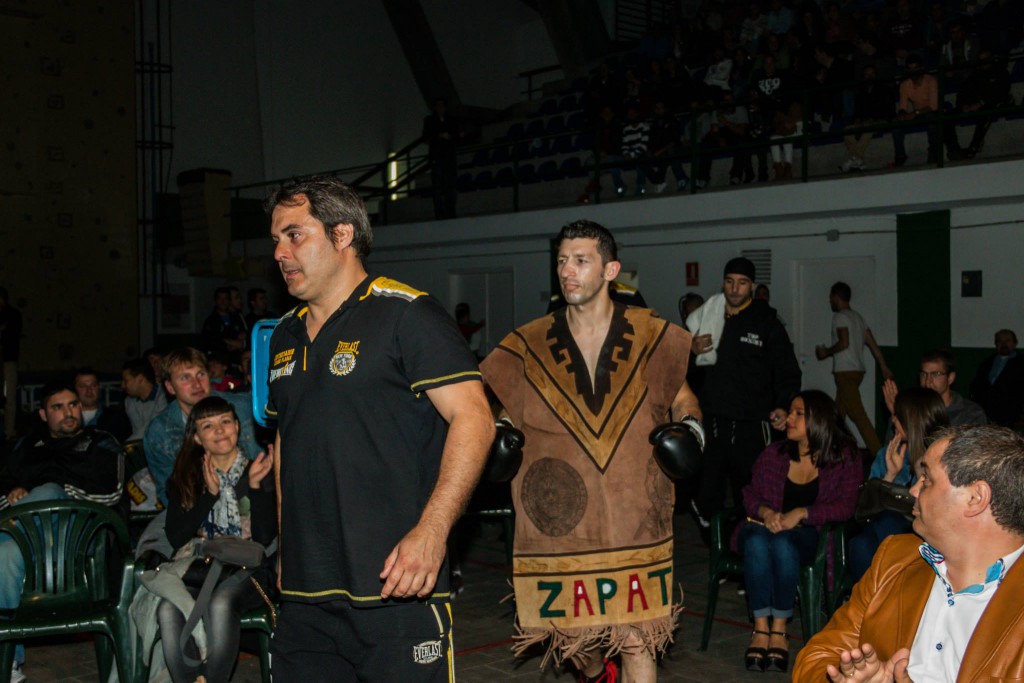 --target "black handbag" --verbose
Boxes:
[854,478,915,522]
[179,538,269,667]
